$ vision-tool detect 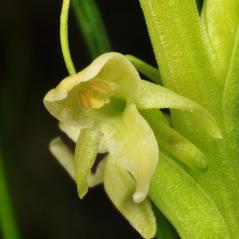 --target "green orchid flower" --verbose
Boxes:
[44,52,221,239]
